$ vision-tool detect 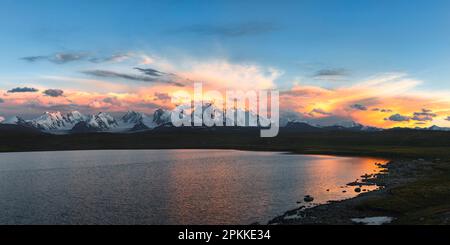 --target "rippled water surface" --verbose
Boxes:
[0,150,387,224]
